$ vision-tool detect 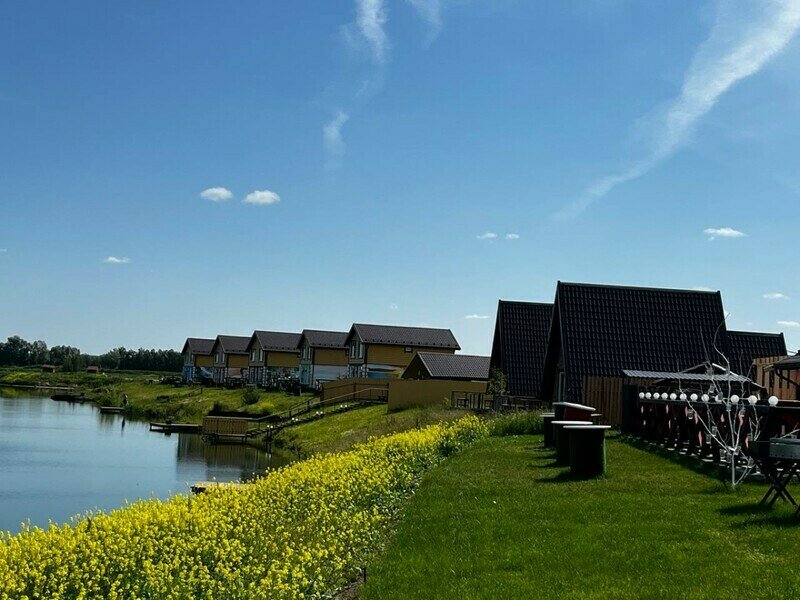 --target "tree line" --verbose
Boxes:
[0,336,182,373]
